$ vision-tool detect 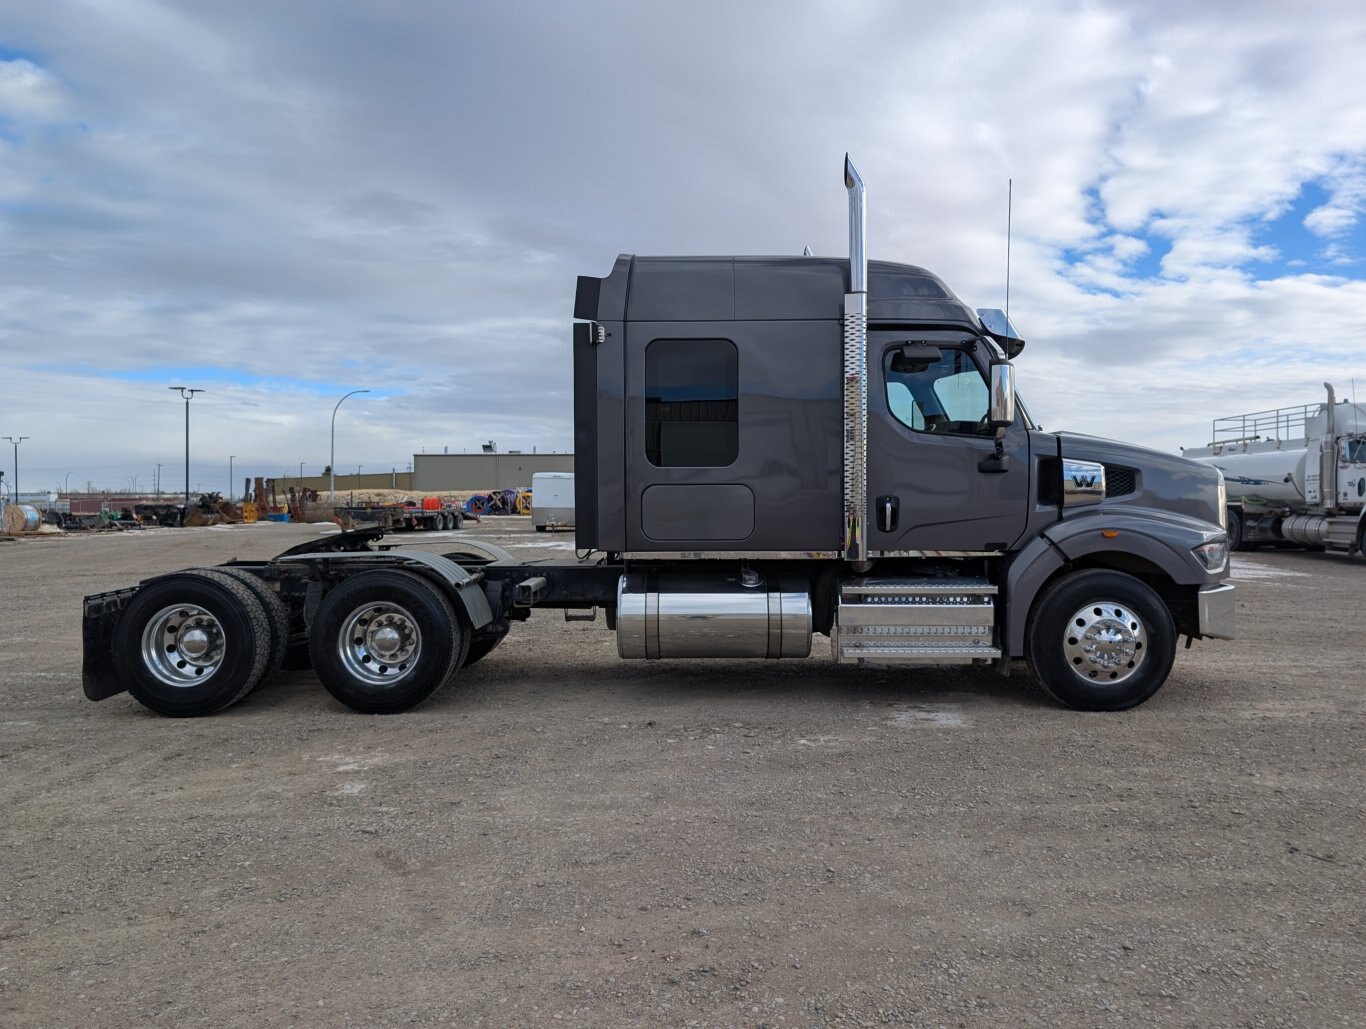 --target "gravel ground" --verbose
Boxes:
[1,519,1363,1027]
